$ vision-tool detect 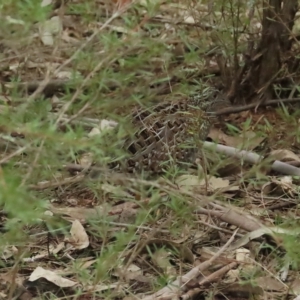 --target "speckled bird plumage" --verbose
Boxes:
[109,91,228,175]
